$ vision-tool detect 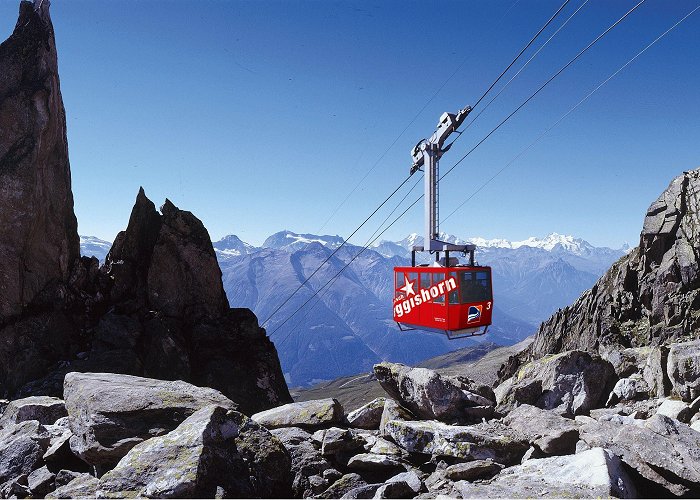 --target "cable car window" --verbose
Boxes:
[420,273,430,290]
[434,273,445,304]
[460,271,492,303]
[448,272,459,304]
[396,272,405,288]
[408,272,418,283]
